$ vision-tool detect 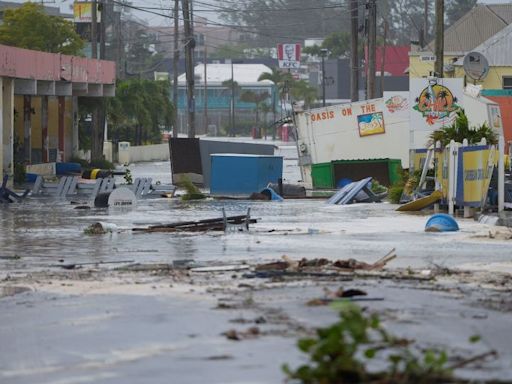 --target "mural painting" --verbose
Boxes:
[413,78,461,126]
[357,112,385,137]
